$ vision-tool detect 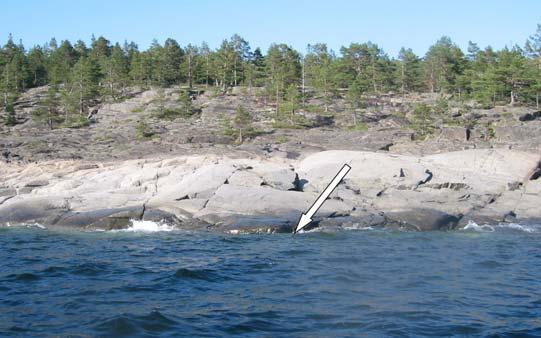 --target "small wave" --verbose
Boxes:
[342,225,374,231]
[462,220,538,233]
[72,262,109,276]
[3,222,47,230]
[6,272,41,281]
[173,268,225,282]
[94,310,178,336]
[112,220,176,233]
[495,223,537,233]
[462,221,495,232]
